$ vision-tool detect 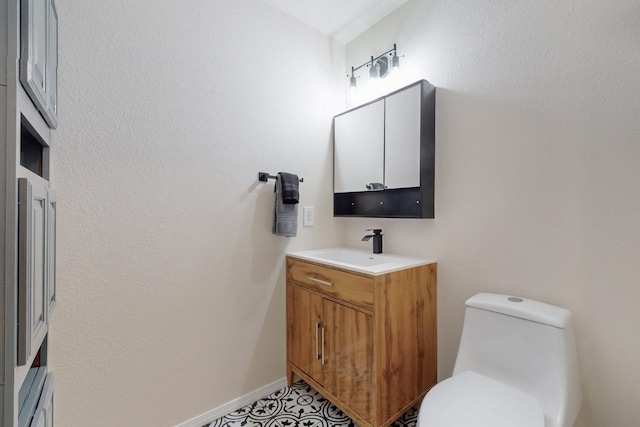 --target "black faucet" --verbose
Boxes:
[362,229,383,254]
